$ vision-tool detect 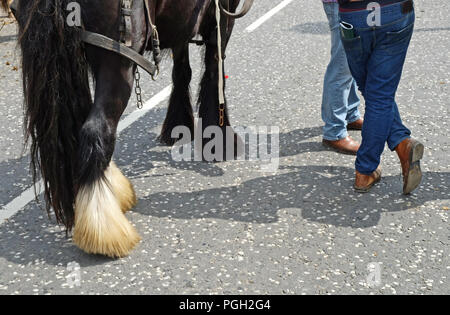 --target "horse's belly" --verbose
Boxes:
[155,0,210,49]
